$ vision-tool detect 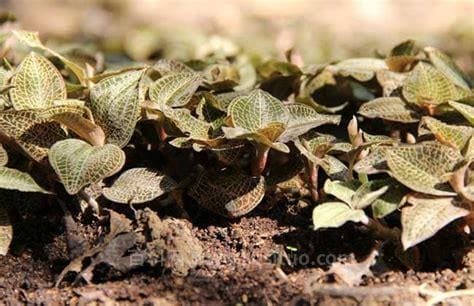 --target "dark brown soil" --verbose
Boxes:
[0,198,473,305]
